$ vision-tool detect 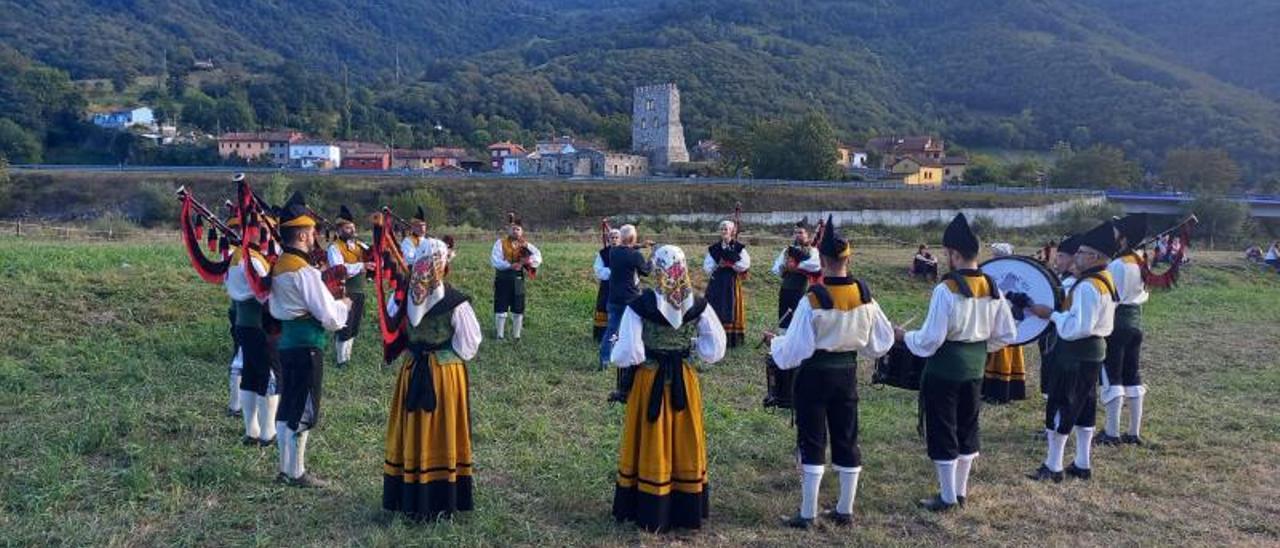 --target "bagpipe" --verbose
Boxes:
[177,185,240,284]
[759,217,832,408]
[367,206,458,365]
[600,217,612,248]
[1135,214,1198,289]
[508,212,538,279]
